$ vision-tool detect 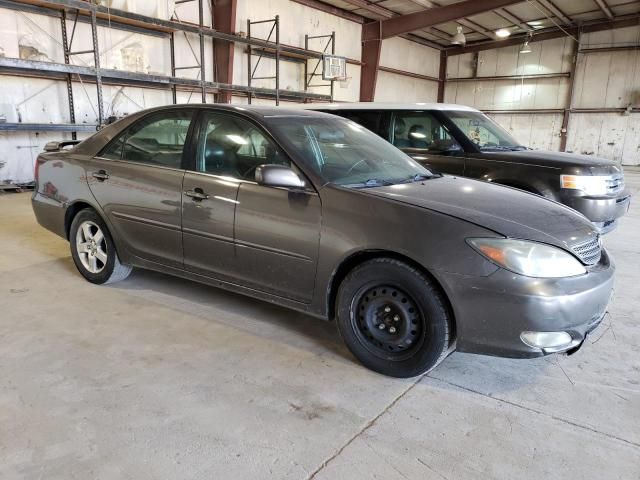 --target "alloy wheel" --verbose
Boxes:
[75,220,108,274]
